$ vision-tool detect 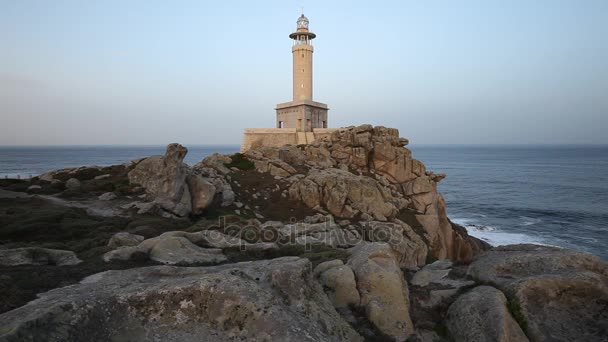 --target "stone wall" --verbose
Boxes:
[240,128,338,152]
